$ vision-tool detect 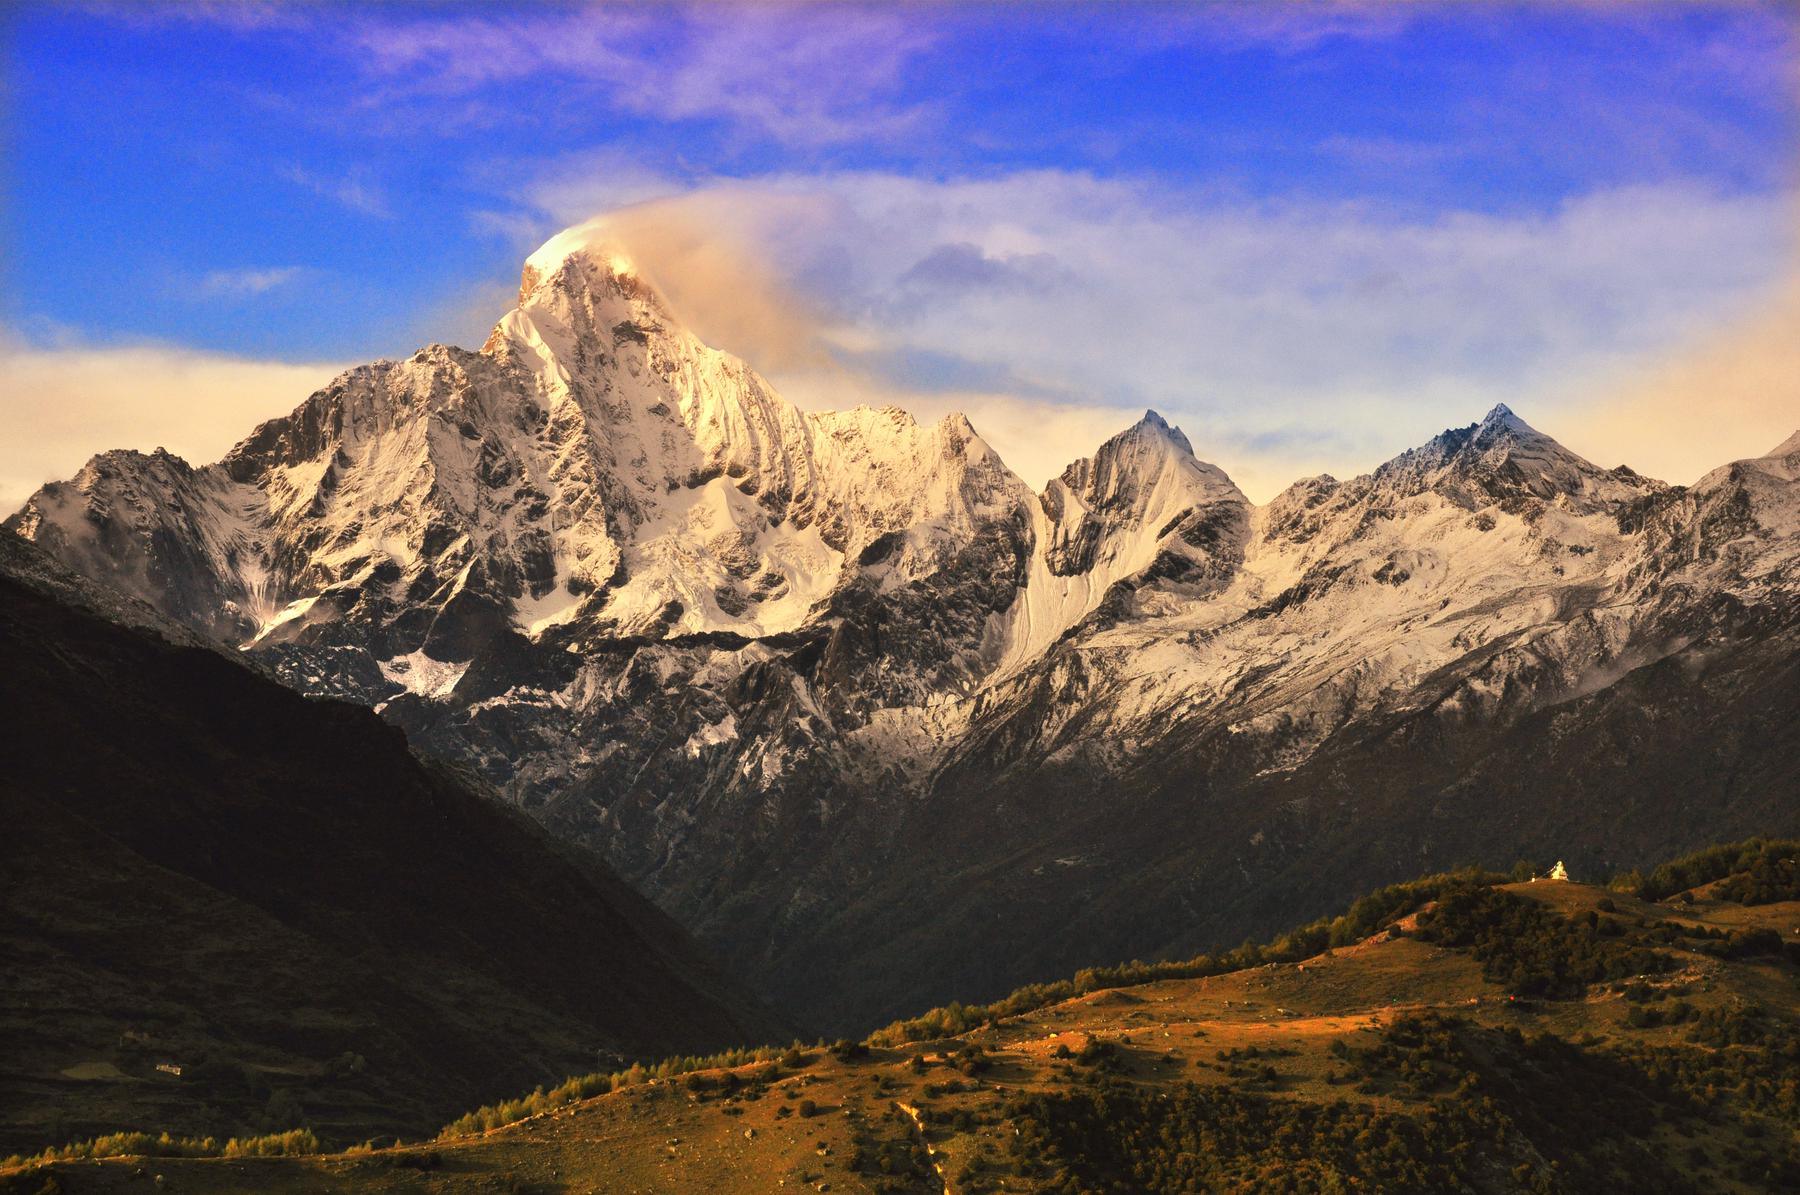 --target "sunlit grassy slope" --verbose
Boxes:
[7,841,1798,1193]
